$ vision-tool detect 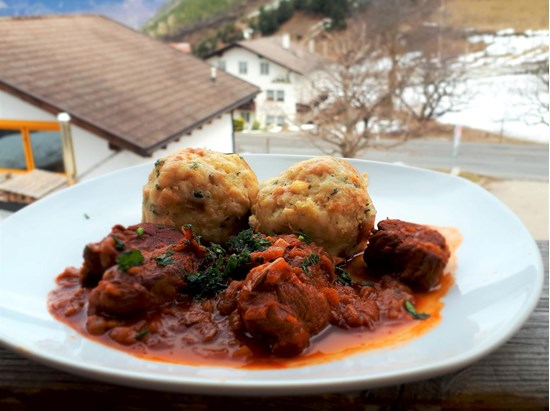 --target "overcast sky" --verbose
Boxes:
[0,0,165,28]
